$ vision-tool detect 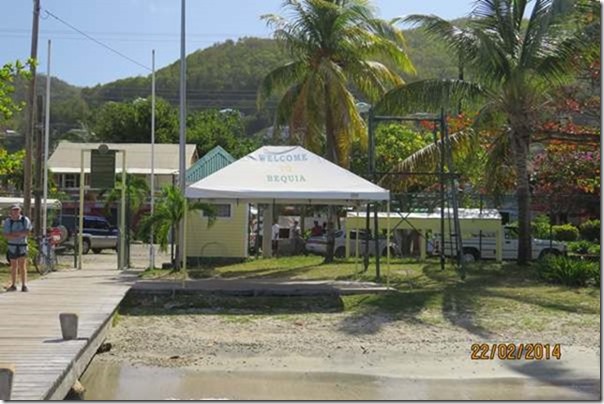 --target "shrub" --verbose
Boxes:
[568,240,594,254]
[532,215,552,239]
[552,224,579,241]
[0,236,6,256]
[579,219,600,242]
[589,265,600,287]
[587,243,600,256]
[537,256,596,287]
